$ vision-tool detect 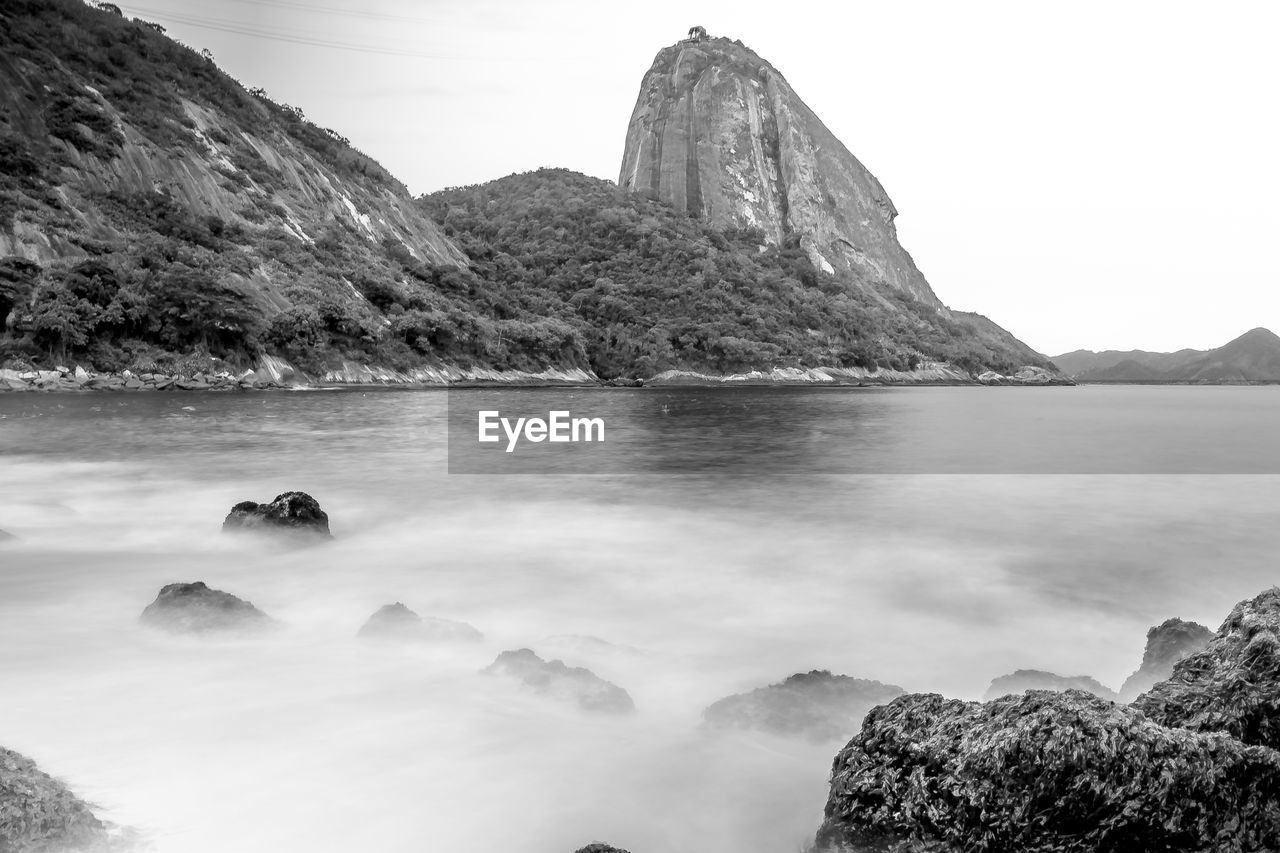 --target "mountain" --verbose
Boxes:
[0,7,1052,382]
[620,33,938,308]
[1052,328,1280,382]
